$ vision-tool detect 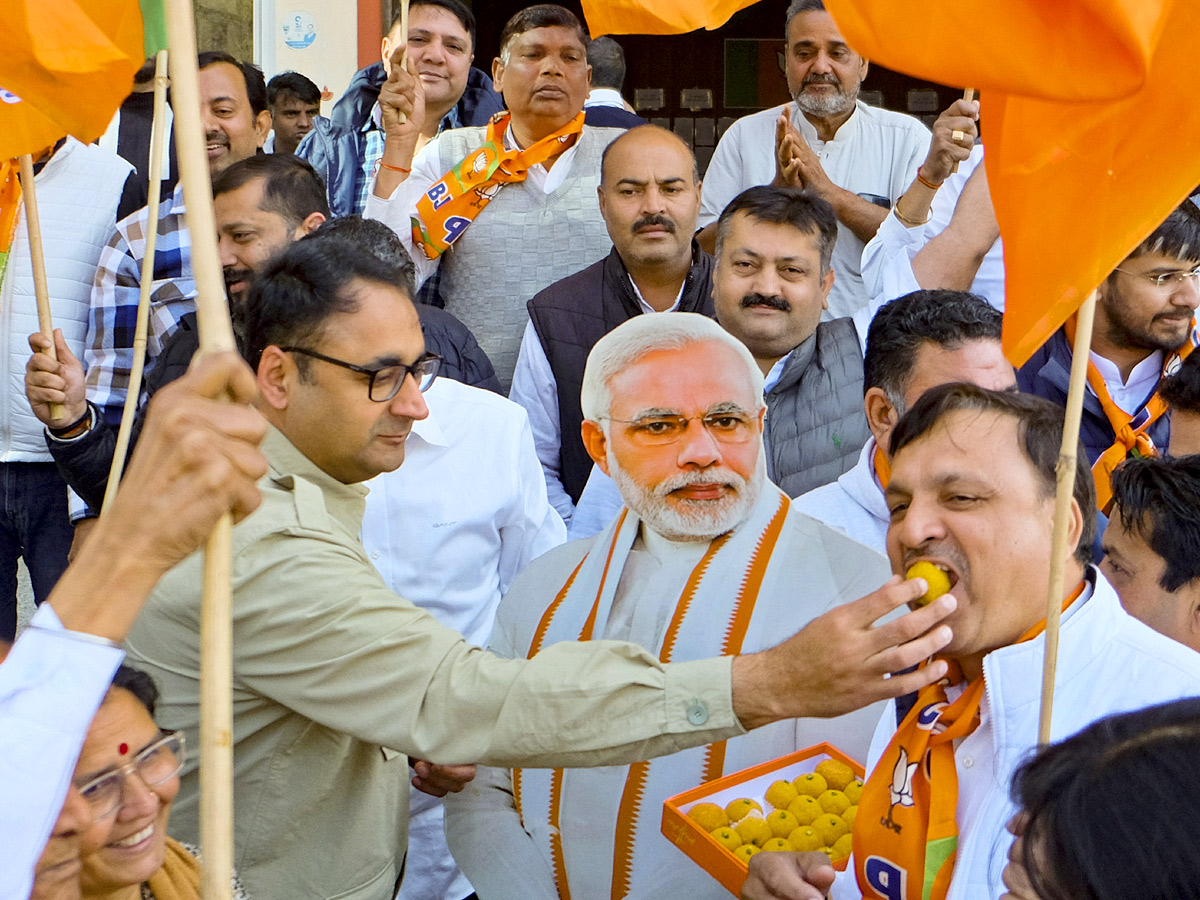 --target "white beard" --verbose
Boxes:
[607,447,765,542]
